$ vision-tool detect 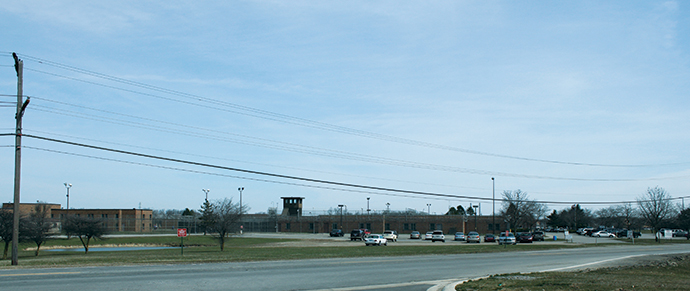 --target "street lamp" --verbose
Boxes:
[473,205,479,231]
[202,188,210,202]
[64,183,72,216]
[338,204,344,229]
[492,177,495,234]
[367,197,370,215]
[386,202,390,213]
[238,187,244,234]
[427,204,431,215]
